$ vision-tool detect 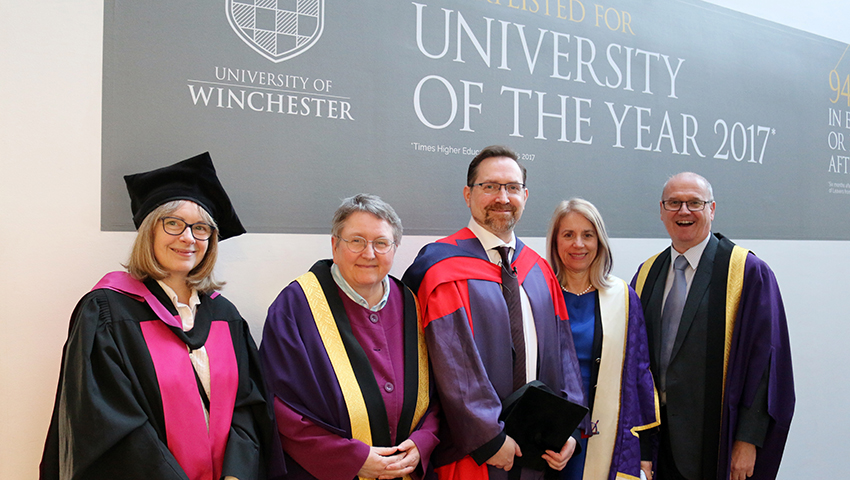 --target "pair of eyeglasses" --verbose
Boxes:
[469,182,526,195]
[161,217,216,240]
[662,200,711,212]
[336,236,396,254]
